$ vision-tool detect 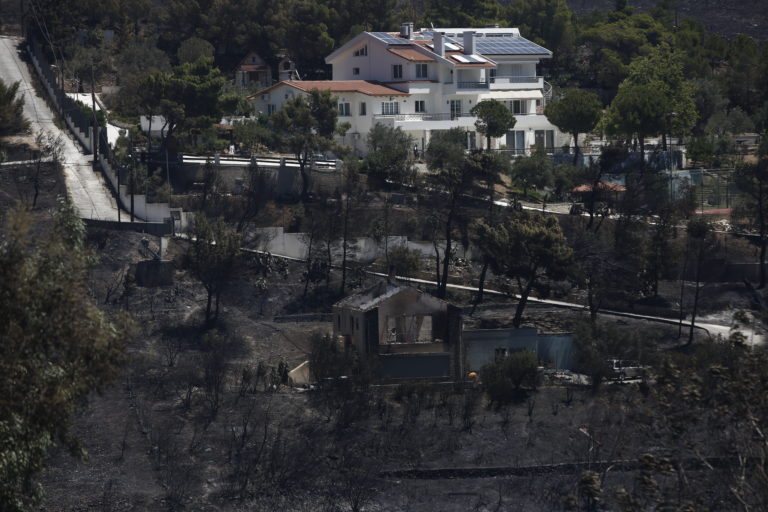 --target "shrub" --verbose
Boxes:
[481,350,538,405]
